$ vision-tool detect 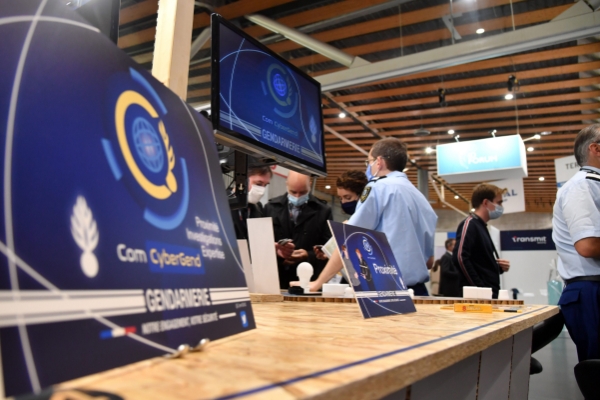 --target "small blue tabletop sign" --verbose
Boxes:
[328,222,416,319]
[0,1,254,397]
